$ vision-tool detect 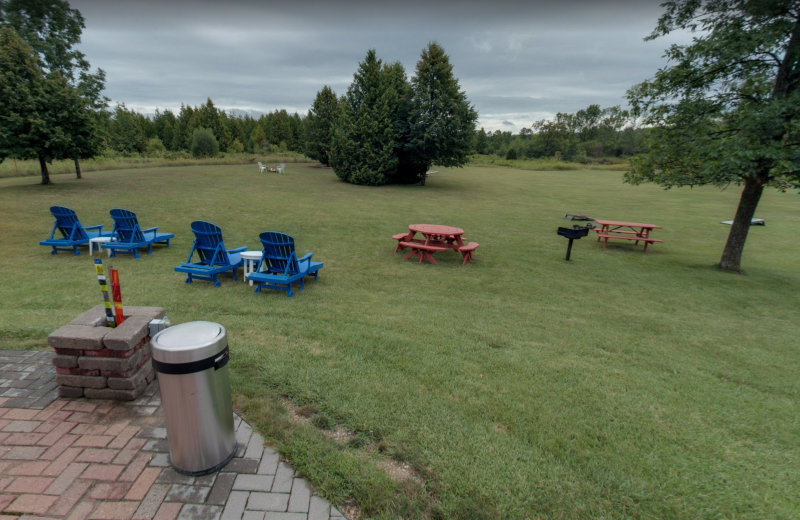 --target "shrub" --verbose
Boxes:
[190,127,219,158]
[145,137,166,157]
[506,147,518,160]
[227,138,244,154]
